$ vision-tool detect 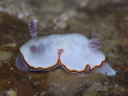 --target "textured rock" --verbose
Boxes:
[47,69,106,96]
[7,90,17,96]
